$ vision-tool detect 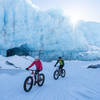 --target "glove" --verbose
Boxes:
[26,68,29,70]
